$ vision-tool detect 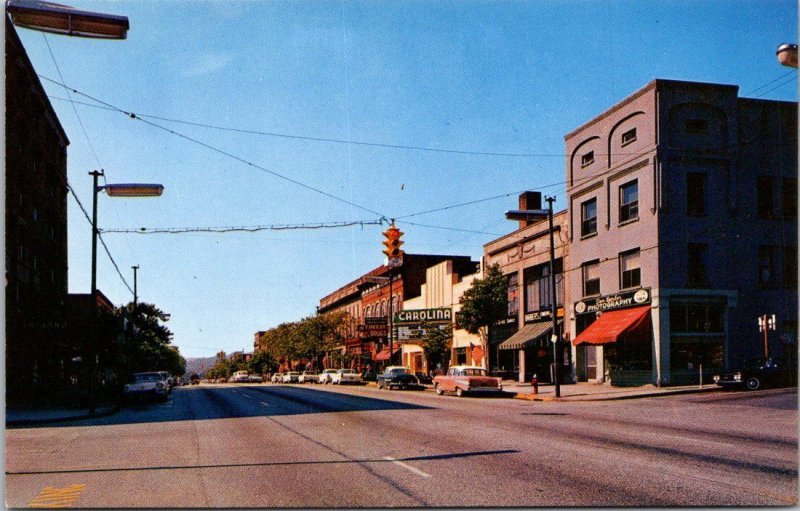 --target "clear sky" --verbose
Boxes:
[14,0,798,359]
